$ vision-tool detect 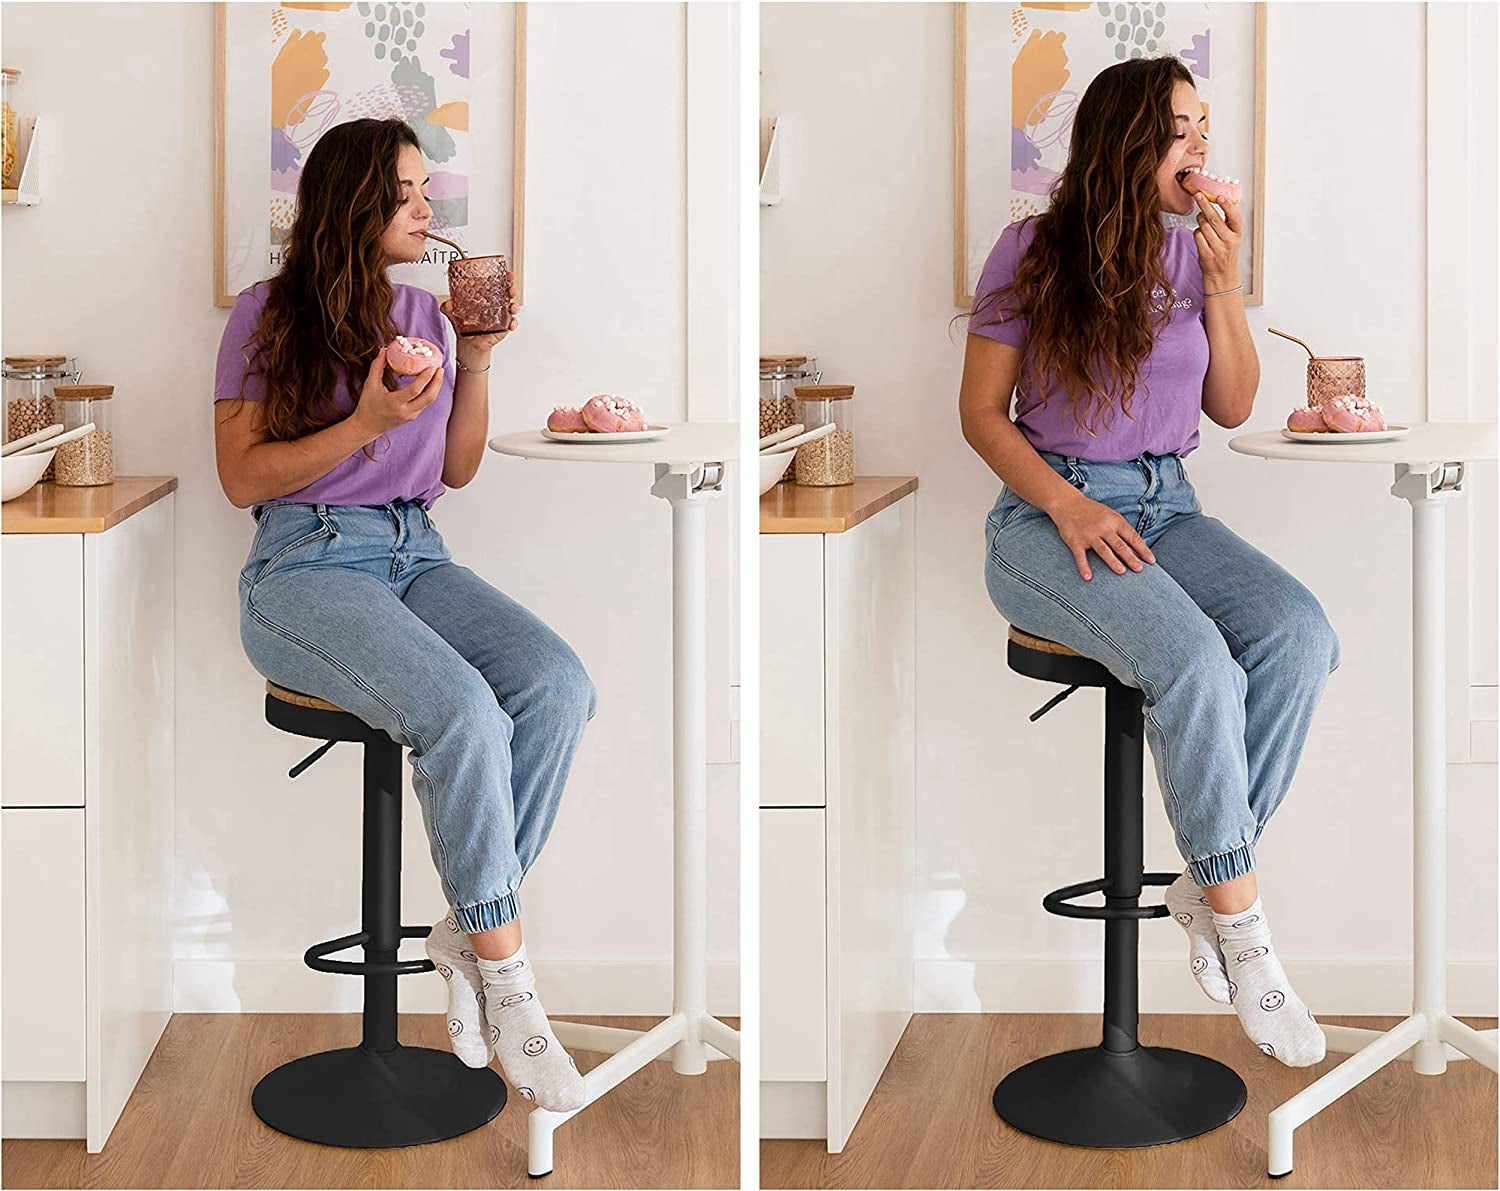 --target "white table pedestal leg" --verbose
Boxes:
[1267,461,1498,1177]
[527,459,740,1178]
